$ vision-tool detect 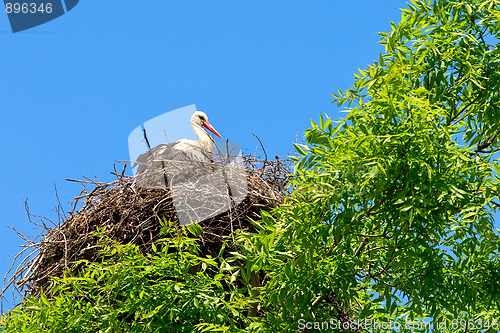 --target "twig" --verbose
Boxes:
[251,133,267,161]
